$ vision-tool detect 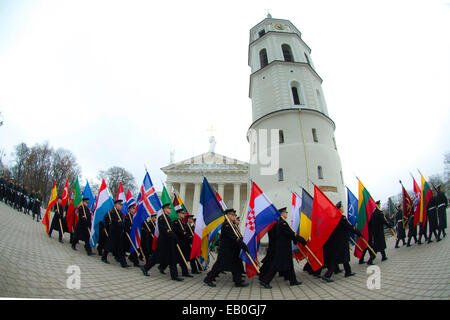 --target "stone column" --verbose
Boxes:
[233,183,241,217]
[180,182,186,201]
[166,181,173,194]
[218,183,225,198]
[192,182,202,215]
